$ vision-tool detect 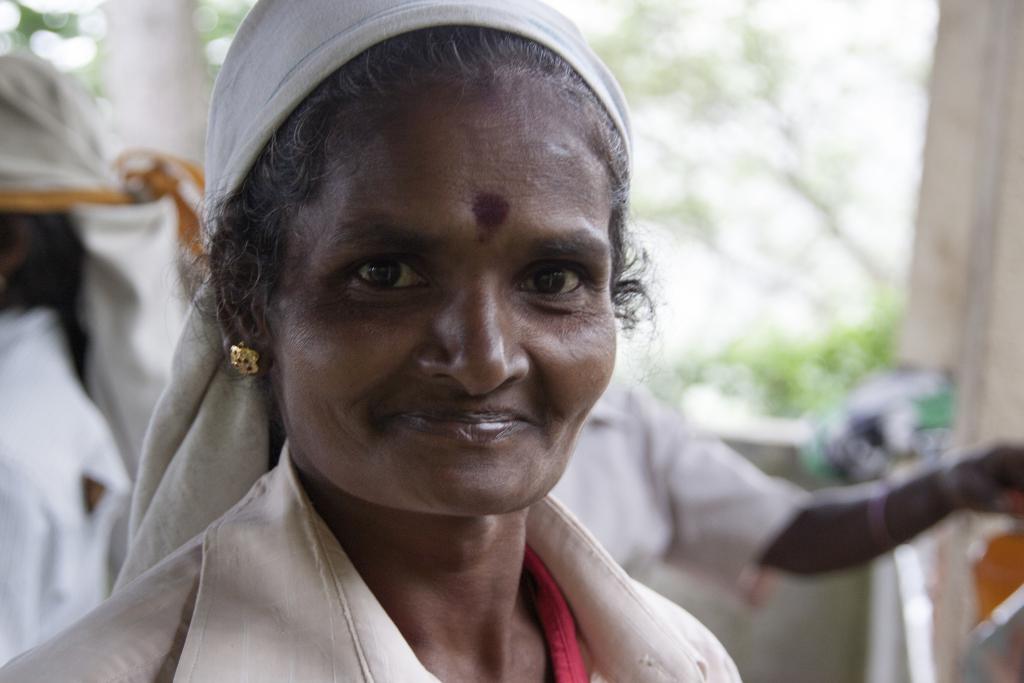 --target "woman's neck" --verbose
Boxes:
[298,469,550,682]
